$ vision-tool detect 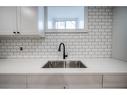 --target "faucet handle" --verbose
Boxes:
[64,54,68,59]
[65,52,68,58]
[63,52,68,59]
